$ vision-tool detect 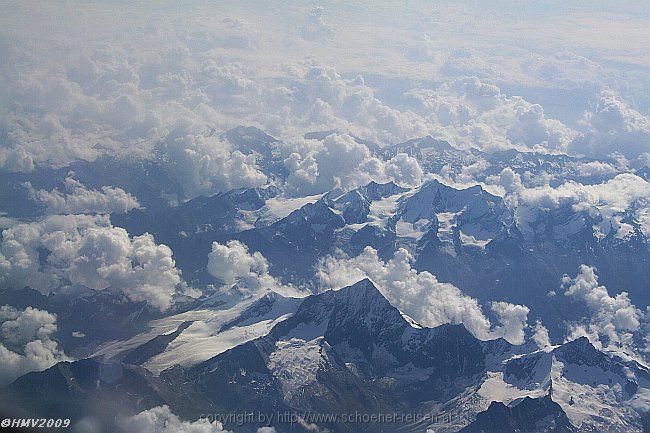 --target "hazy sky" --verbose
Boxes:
[1,1,648,170]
